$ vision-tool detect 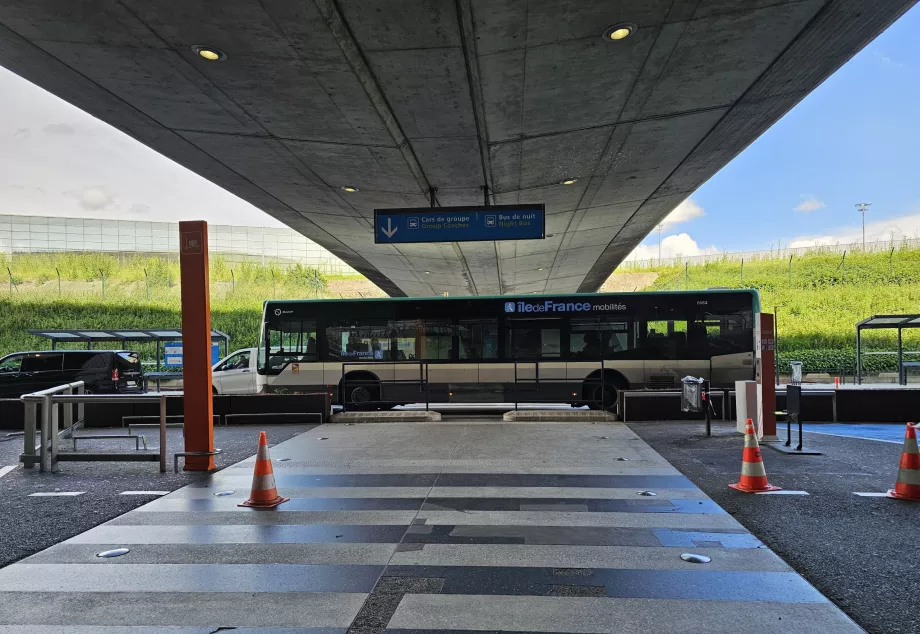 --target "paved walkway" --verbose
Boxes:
[0,421,862,632]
